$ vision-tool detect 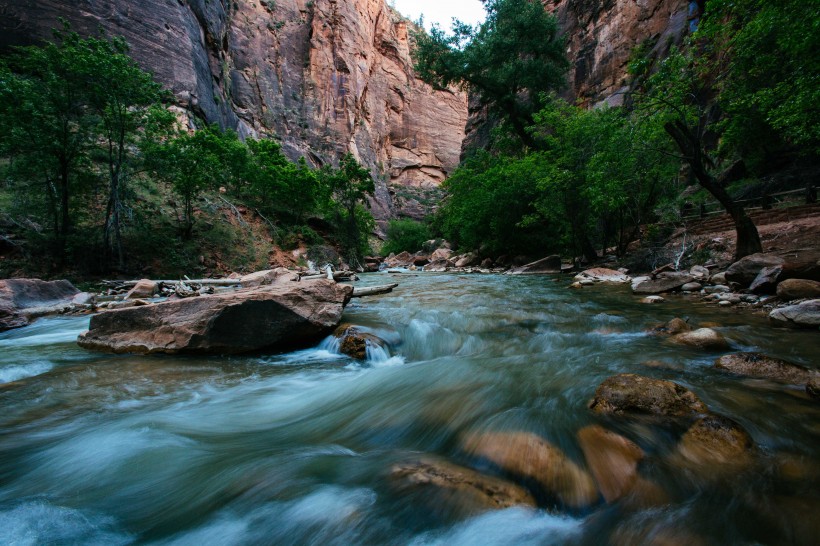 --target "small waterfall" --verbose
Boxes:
[317,336,340,353]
